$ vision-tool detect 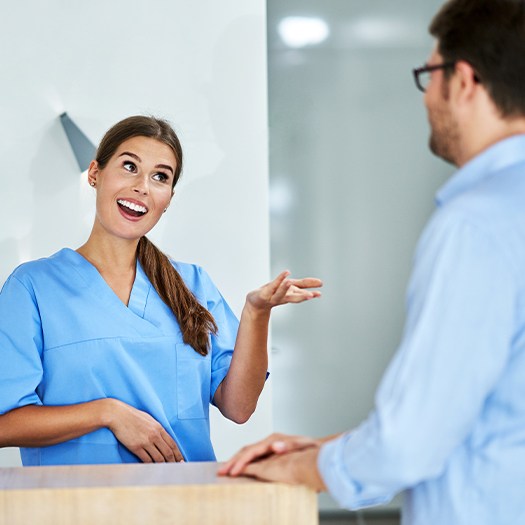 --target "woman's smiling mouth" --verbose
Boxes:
[117,199,148,218]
